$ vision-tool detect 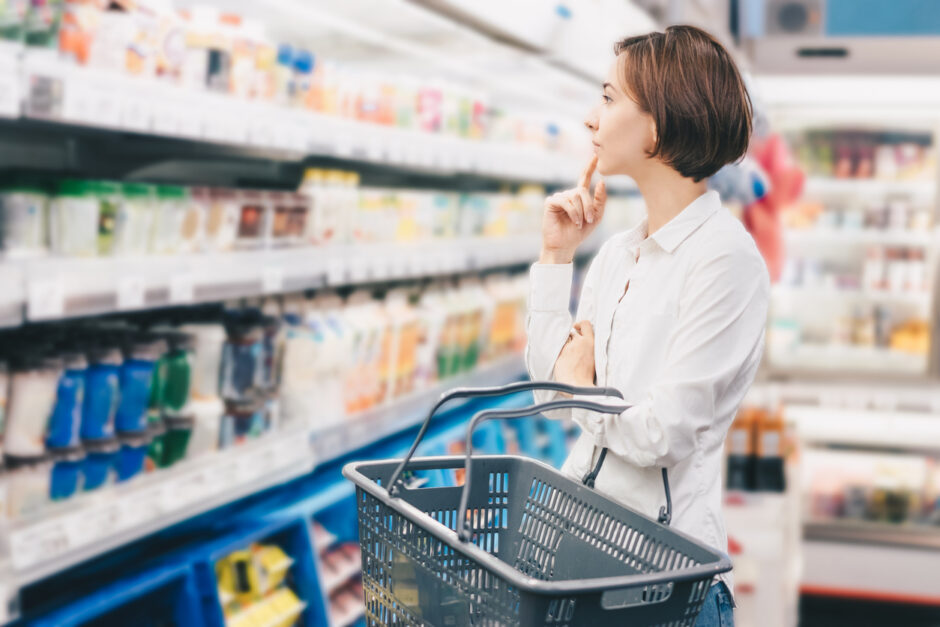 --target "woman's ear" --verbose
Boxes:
[645,117,658,154]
